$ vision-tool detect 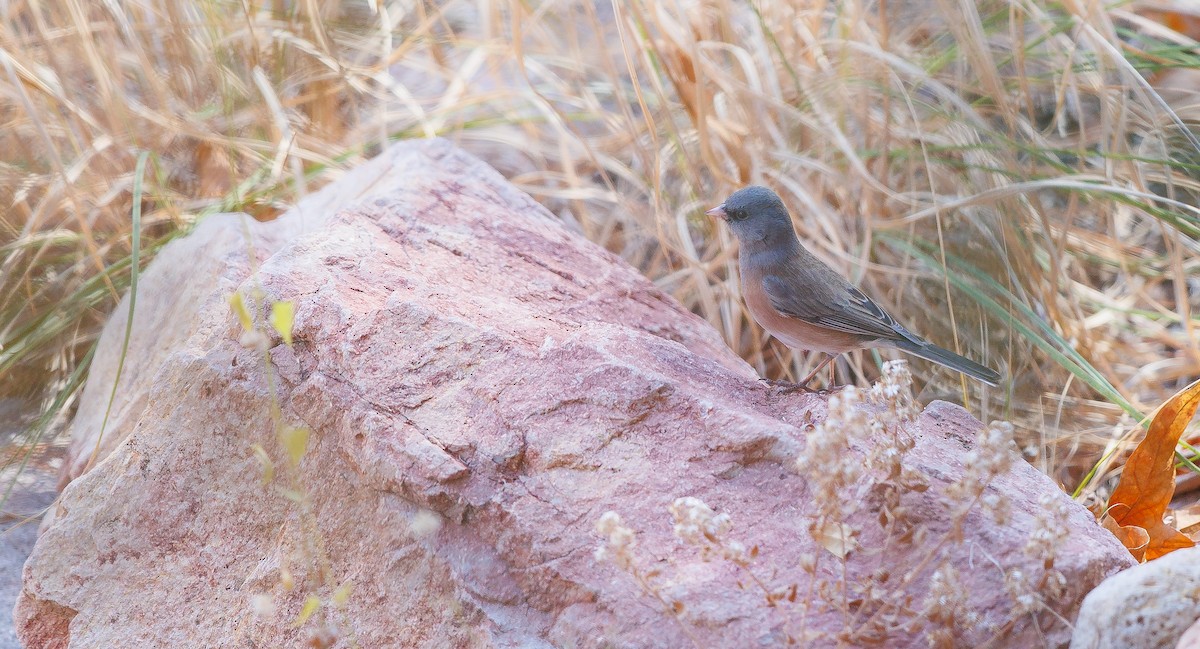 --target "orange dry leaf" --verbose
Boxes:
[1104,379,1200,561]
[1137,7,1200,42]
